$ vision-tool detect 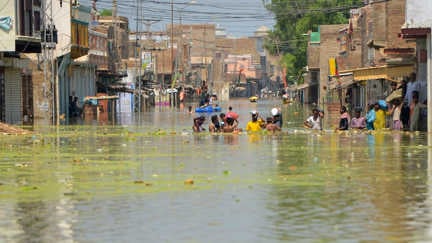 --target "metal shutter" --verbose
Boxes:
[5,69,22,124]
